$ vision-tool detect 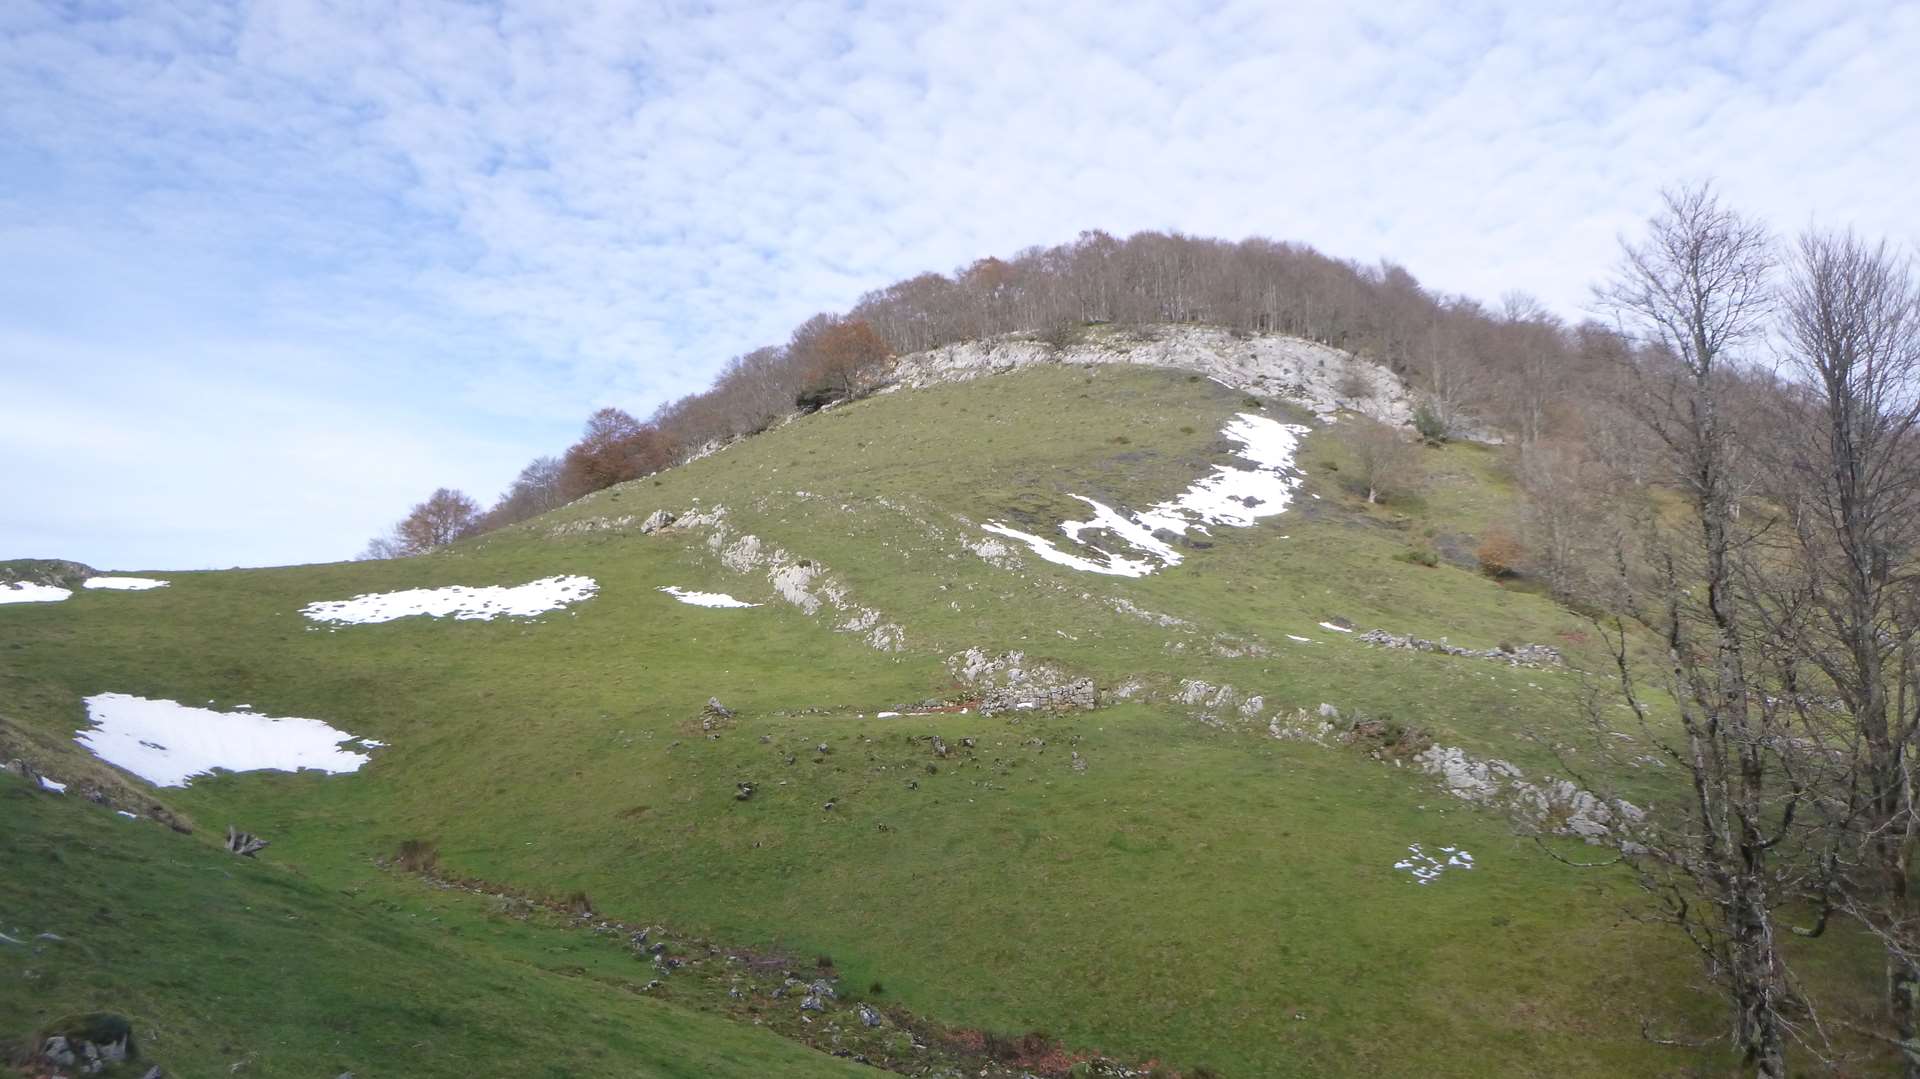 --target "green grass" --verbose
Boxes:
[0,773,866,1078]
[0,364,1887,1075]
